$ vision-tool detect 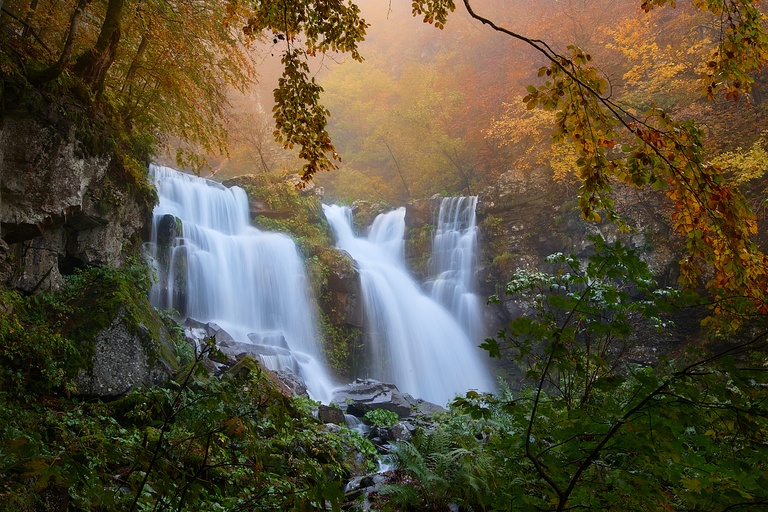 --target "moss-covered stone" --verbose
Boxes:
[64,265,177,395]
